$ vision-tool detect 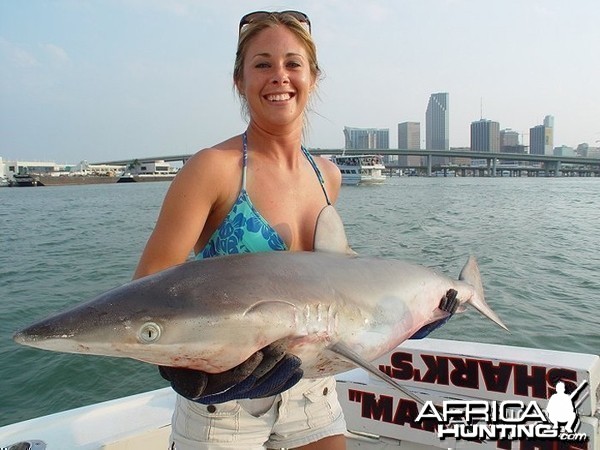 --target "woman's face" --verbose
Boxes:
[236,25,315,131]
